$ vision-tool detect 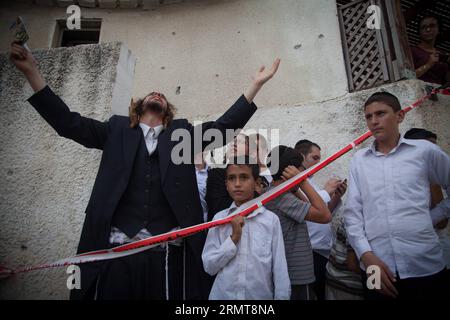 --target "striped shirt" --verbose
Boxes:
[265,188,315,285]
[325,217,364,295]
